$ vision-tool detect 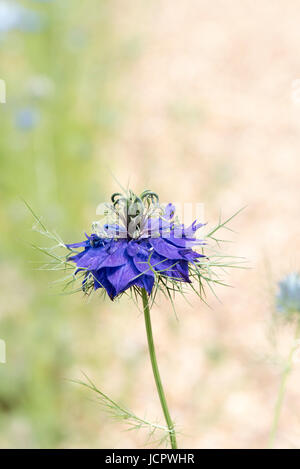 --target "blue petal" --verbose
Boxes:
[147,251,178,273]
[65,240,88,249]
[142,274,155,294]
[99,240,128,268]
[132,251,155,275]
[68,240,128,271]
[172,261,190,282]
[163,233,203,248]
[149,238,182,259]
[179,249,203,262]
[72,246,108,270]
[92,269,116,299]
[126,240,140,257]
[68,250,87,263]
[107,261,140,296]
[173,221,205,238]
[147,251,190,282]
